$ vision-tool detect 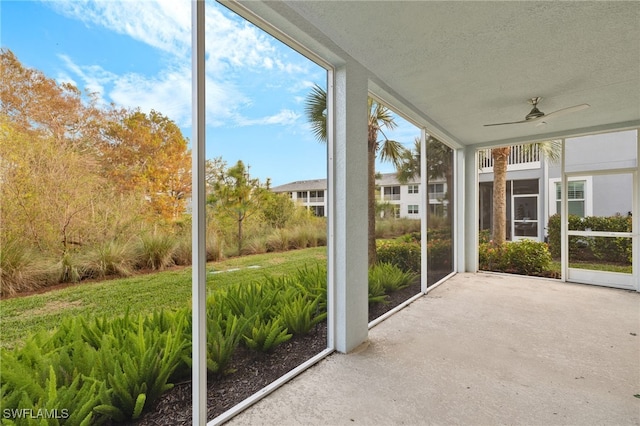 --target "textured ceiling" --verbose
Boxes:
[232,1,640,147]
